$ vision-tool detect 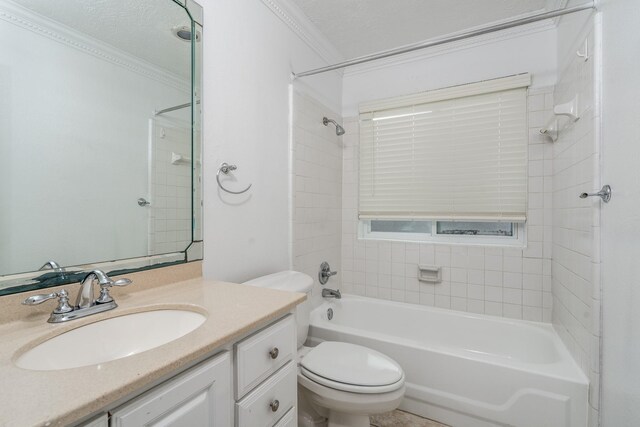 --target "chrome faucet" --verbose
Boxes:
[322,288,342,299]
[38,260,65,273]
[22,269,132,323]
[77,269,131,308]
